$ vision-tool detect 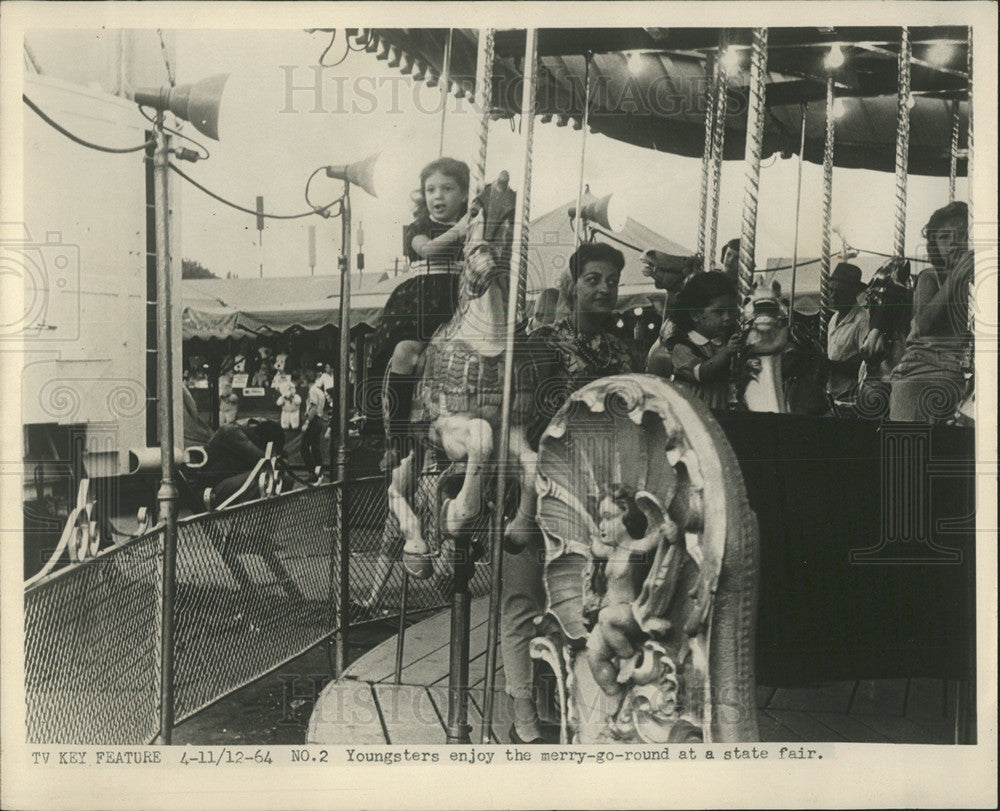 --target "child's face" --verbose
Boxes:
[423,171,466,222]
[693,295,739,340]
